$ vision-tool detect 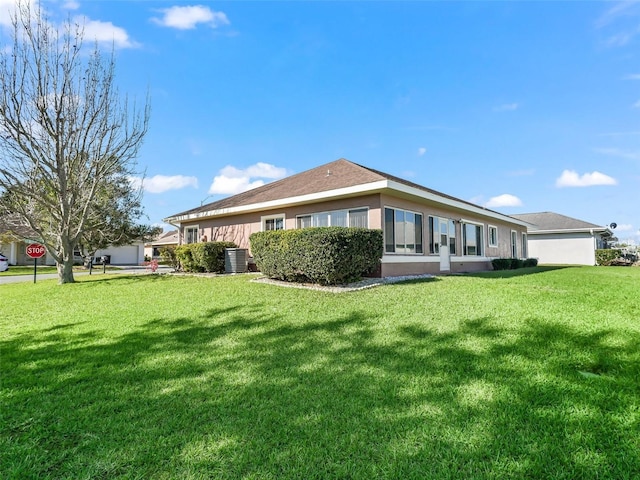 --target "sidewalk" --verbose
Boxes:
[0,265,174,285]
